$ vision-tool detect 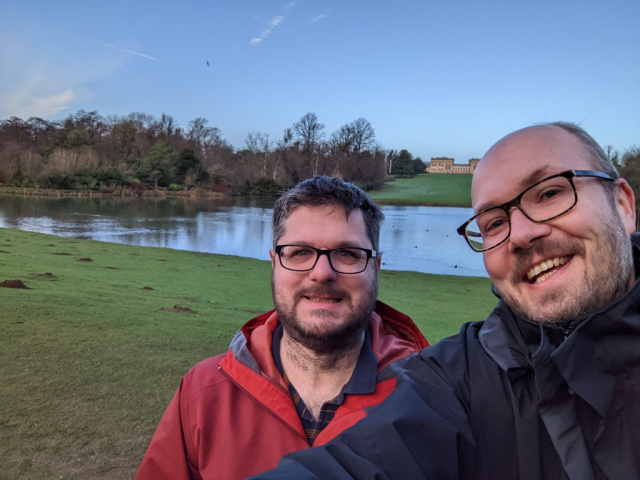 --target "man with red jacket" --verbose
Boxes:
[136,176,428,479]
